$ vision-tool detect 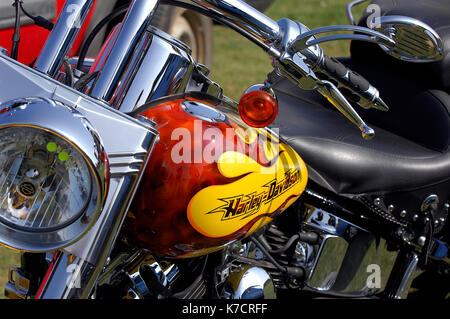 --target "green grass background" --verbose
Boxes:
[0,0,366,297]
